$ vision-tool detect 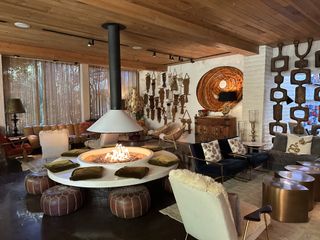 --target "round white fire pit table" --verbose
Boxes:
[47,150,178,188]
